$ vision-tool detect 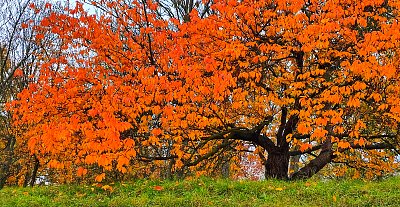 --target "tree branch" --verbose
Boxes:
[289,145,323,156]
[138,155,178,162]
[185,140,234,167]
